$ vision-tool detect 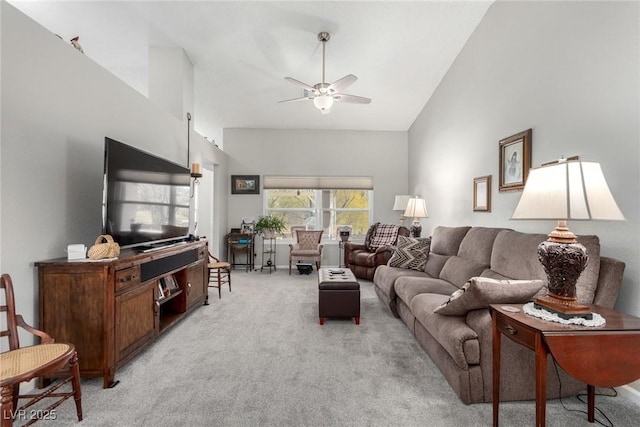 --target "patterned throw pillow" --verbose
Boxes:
[433,277,545,316]
[387,236,431,271]
[368,223,400,250]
